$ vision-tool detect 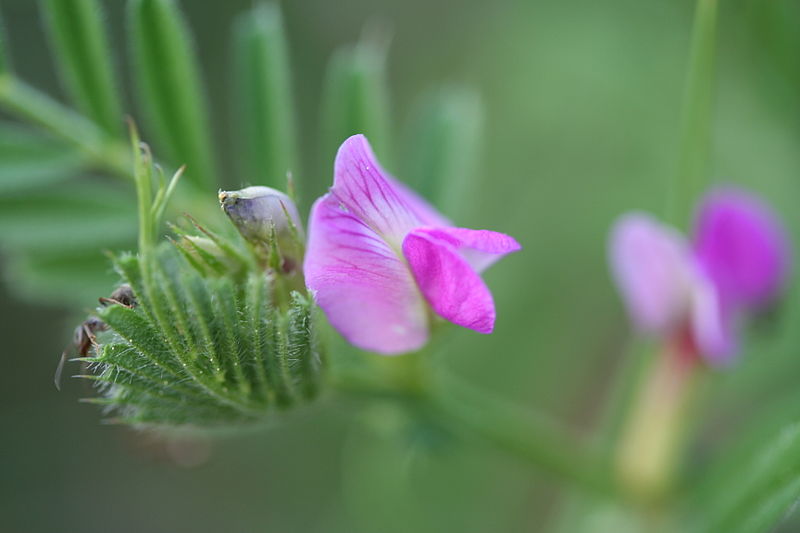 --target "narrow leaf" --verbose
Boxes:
[128,0,216,188]
[666,0,718,228]
[0,122,85,194]
[4,249,119,307]
[699,422,800,533]
[401,86,483,218]
[0,180,137,253]
[41,0,123,136]
[319,37,391,201]
[0,77,129,177]
[232,2,296,189]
